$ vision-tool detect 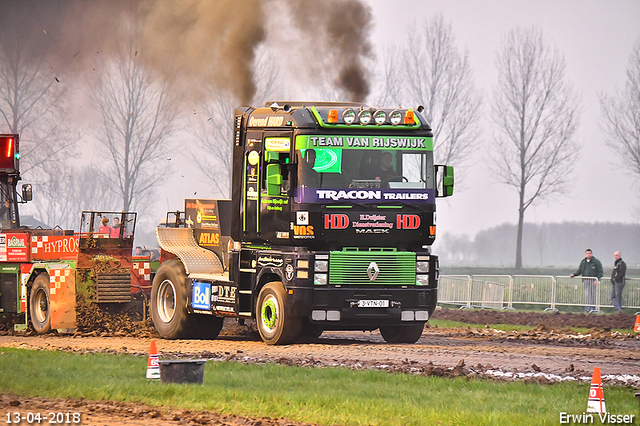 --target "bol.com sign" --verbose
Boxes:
[192,282,211,310]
